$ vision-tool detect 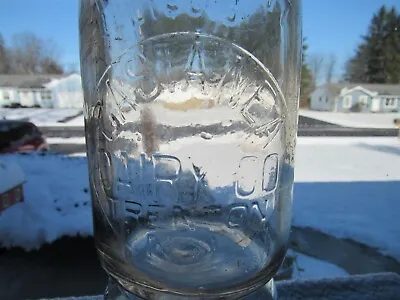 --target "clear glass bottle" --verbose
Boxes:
[79,1,301,299]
